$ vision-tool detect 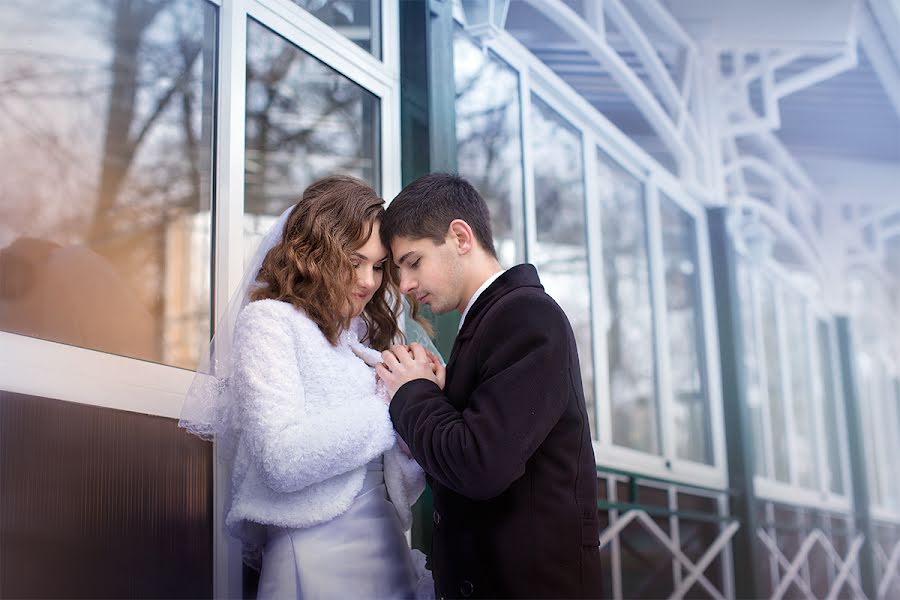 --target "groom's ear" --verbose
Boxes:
[447,219,475,255]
